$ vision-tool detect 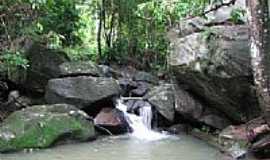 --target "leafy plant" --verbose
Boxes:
[0,51,29,70]
[0,50,29,82]
[230,8,246,24]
